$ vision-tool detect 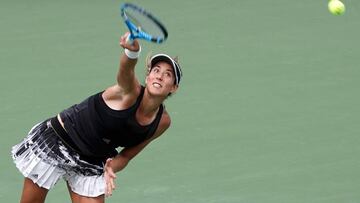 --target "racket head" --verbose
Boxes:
[120,3,168,43]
